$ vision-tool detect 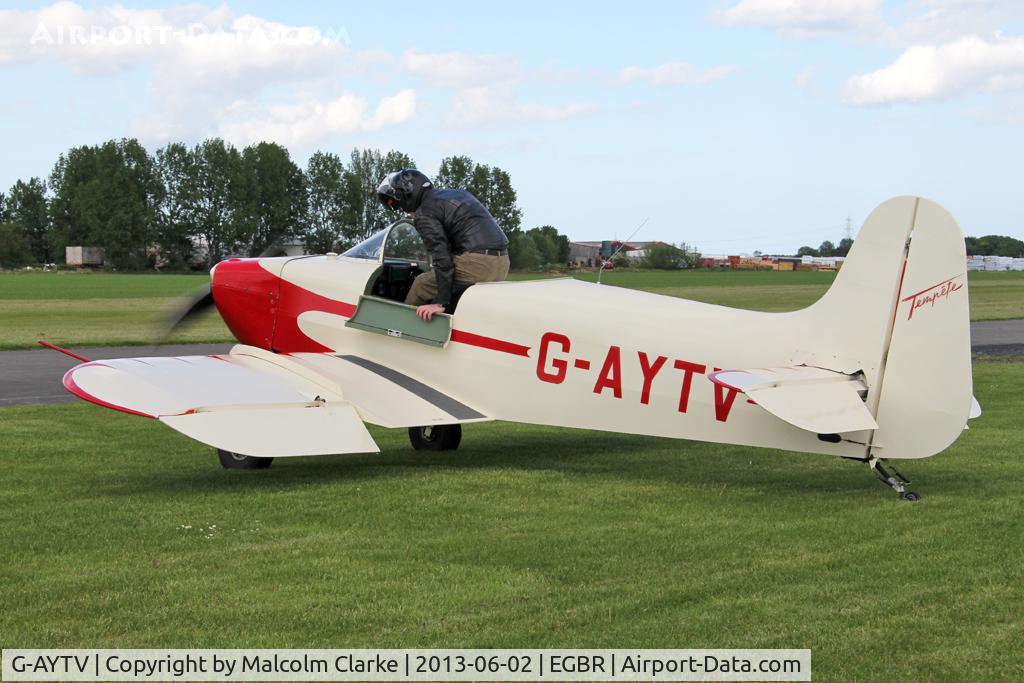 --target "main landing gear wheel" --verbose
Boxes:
[217,449,274,470]
[408,424,462,451]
